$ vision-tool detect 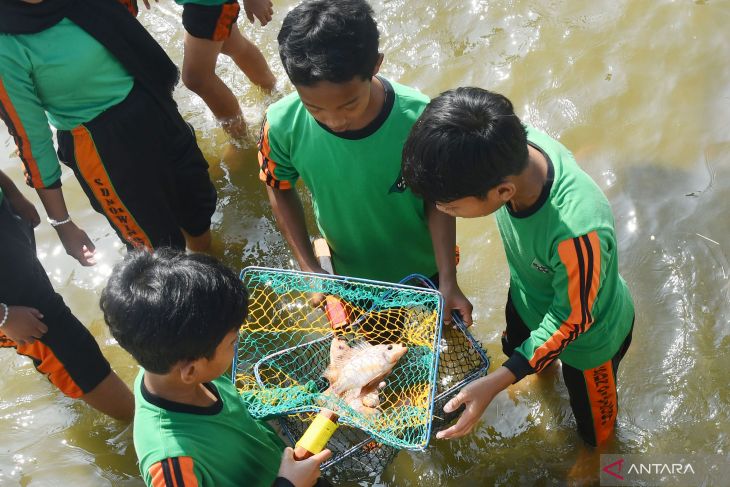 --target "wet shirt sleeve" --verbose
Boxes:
[504,230,607,381]
[257,114,299,190]
[147,457,202,487]
[0,45,62,189]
